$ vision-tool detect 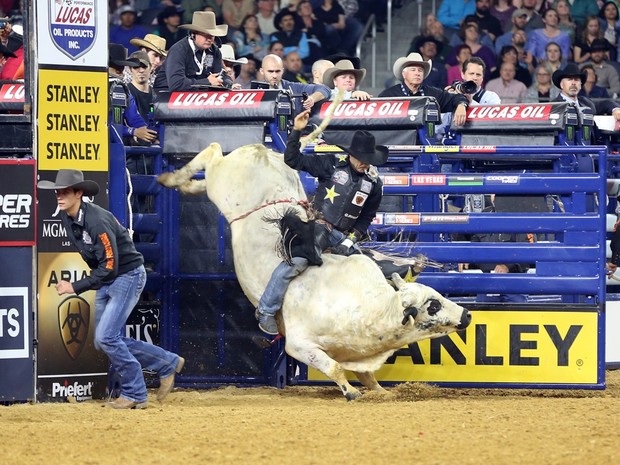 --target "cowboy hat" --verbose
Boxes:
[552,63,586,88]
[0,43,16,58]
[220,44,248,64]
[130,33,168,57]
[413,35,444,55]
[179,11,228,36]
[322,60,366,88]
[37,169,100,197]
[128,50,150,68]
[273,9,303,31]
[336,131,389,166]
[109,43,137,68]
[392,52,431,80]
